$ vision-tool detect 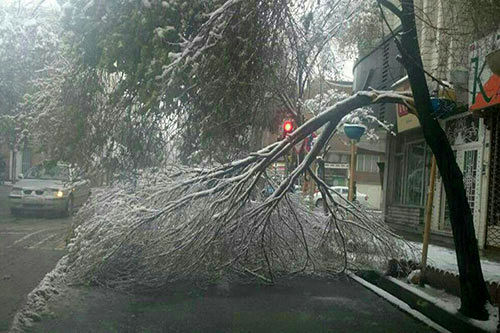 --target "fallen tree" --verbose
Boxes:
[65,89,417,291]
